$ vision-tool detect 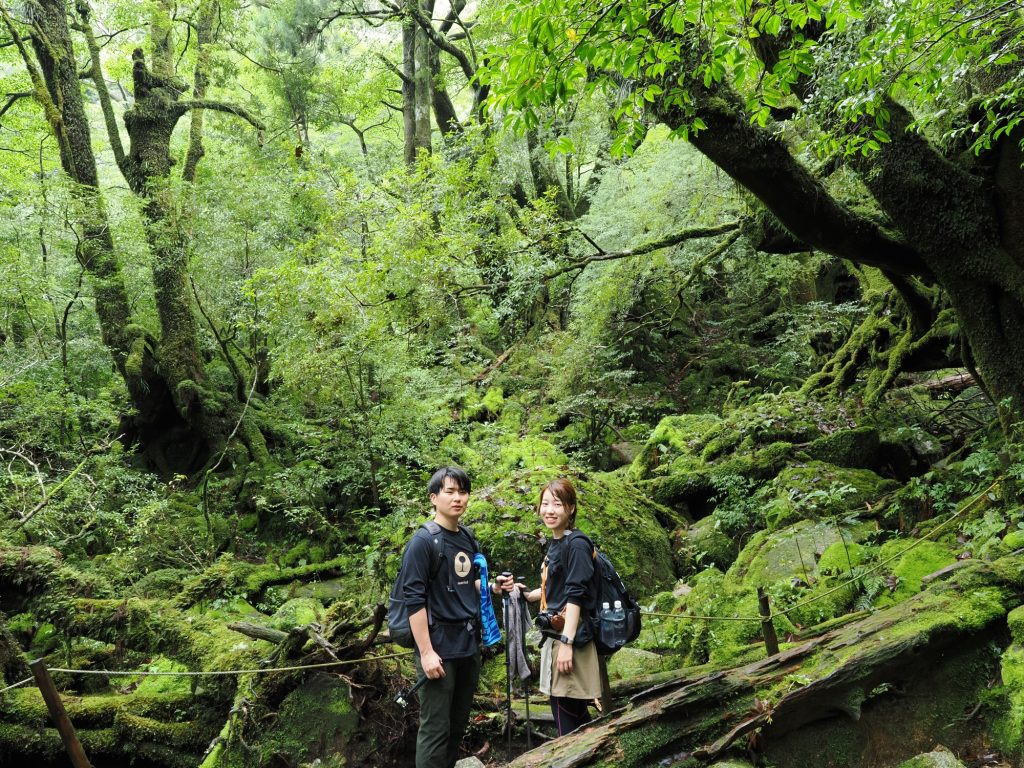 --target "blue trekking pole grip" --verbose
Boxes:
[473,552,502,647]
